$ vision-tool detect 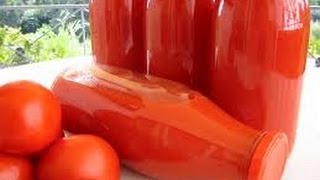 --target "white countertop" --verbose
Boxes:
[0,56,319,180]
